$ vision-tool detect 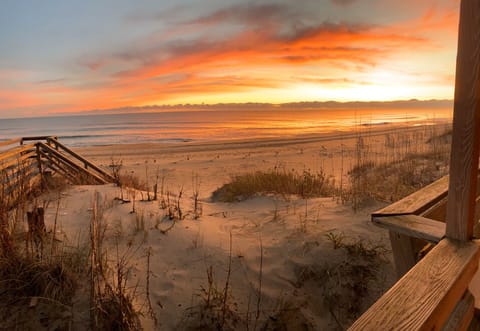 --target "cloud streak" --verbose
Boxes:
[0,1,460,115]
